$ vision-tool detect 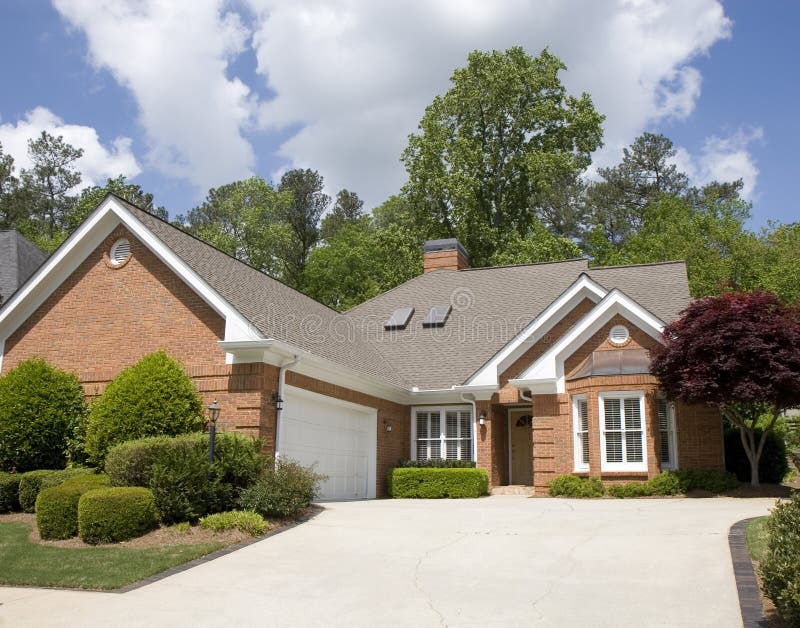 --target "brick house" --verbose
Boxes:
[0,196,723,498]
